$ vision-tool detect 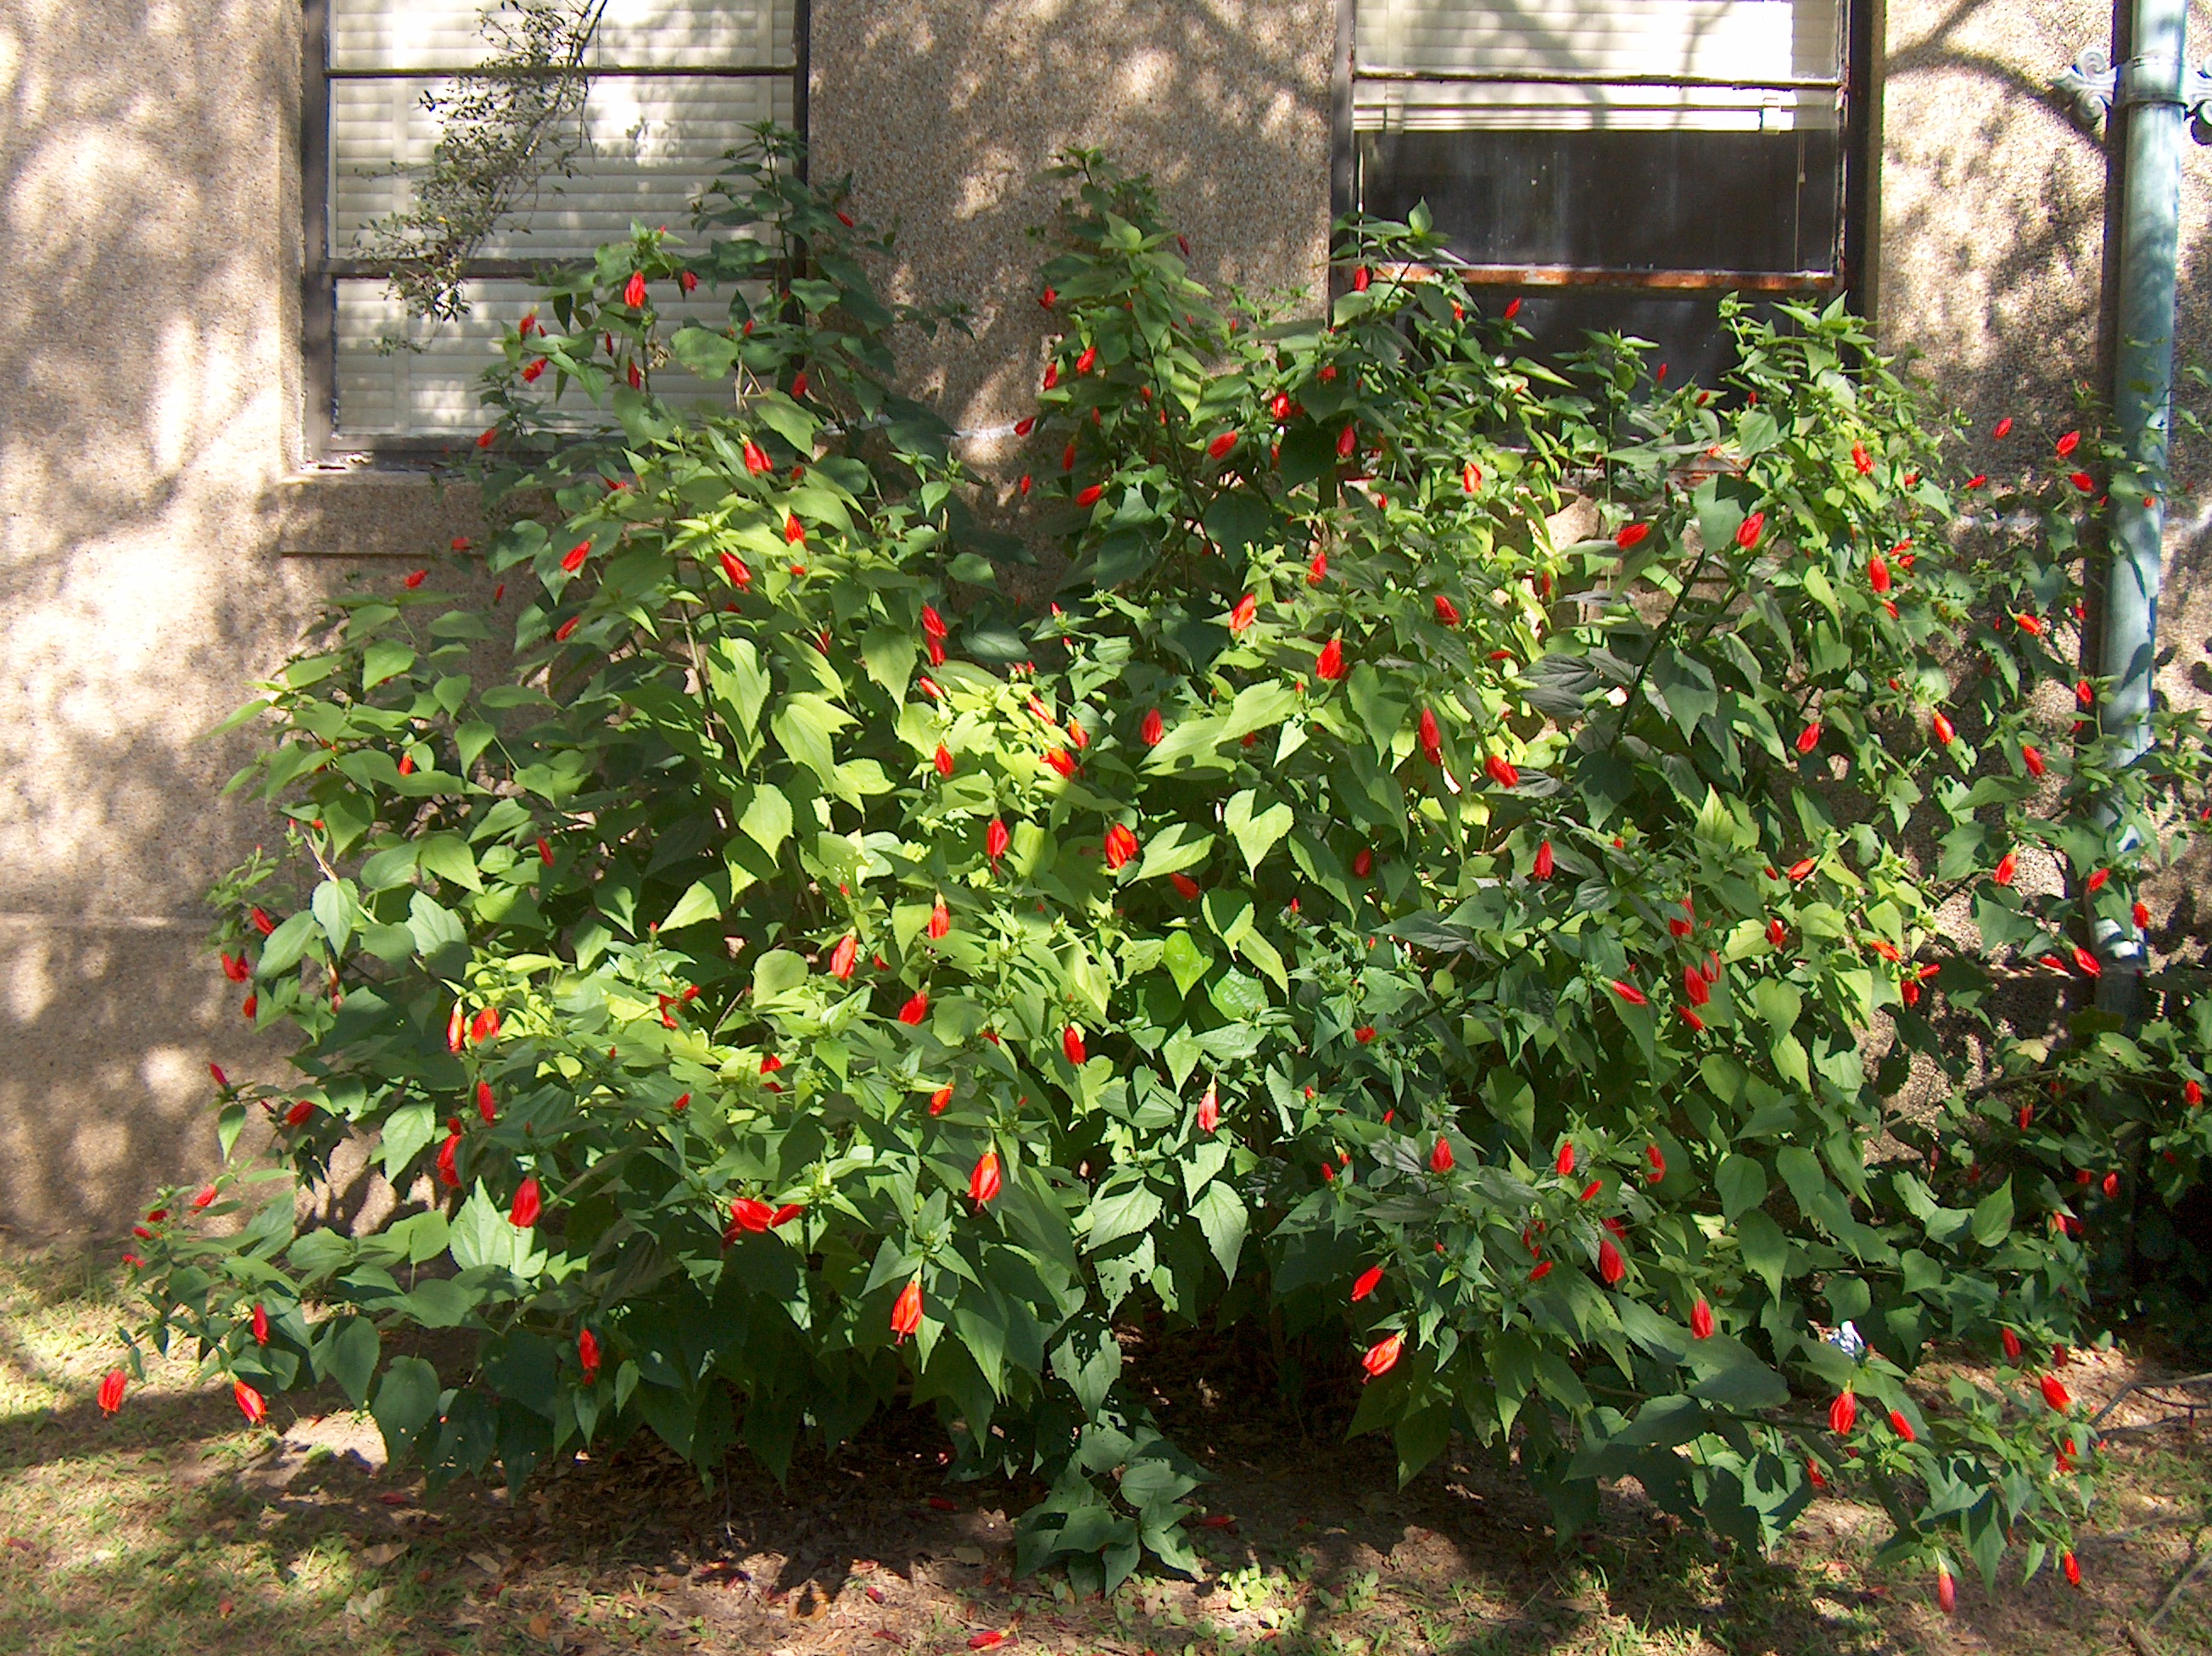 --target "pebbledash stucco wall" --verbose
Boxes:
[0,0,2204,1235]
